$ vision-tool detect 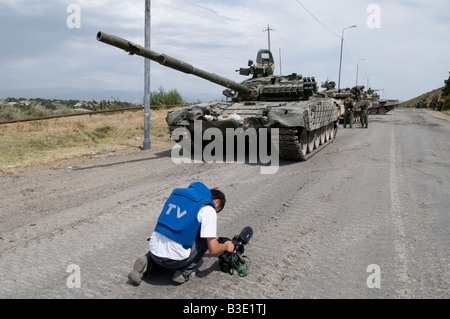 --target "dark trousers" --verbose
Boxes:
[146,233,208,276]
